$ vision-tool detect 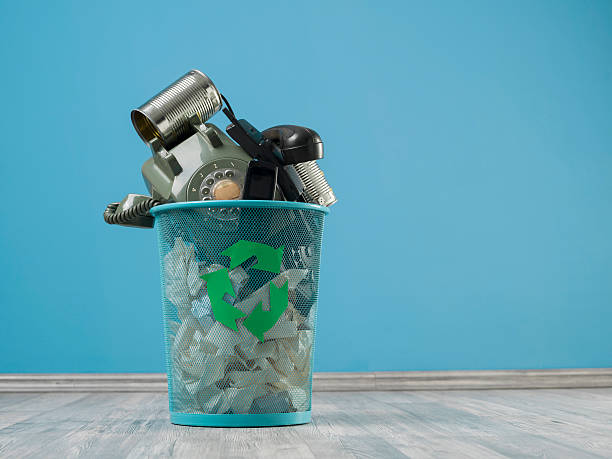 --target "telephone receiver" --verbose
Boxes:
[239,125,324,202]
[222,98,335,207]
[261,125,323,165]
